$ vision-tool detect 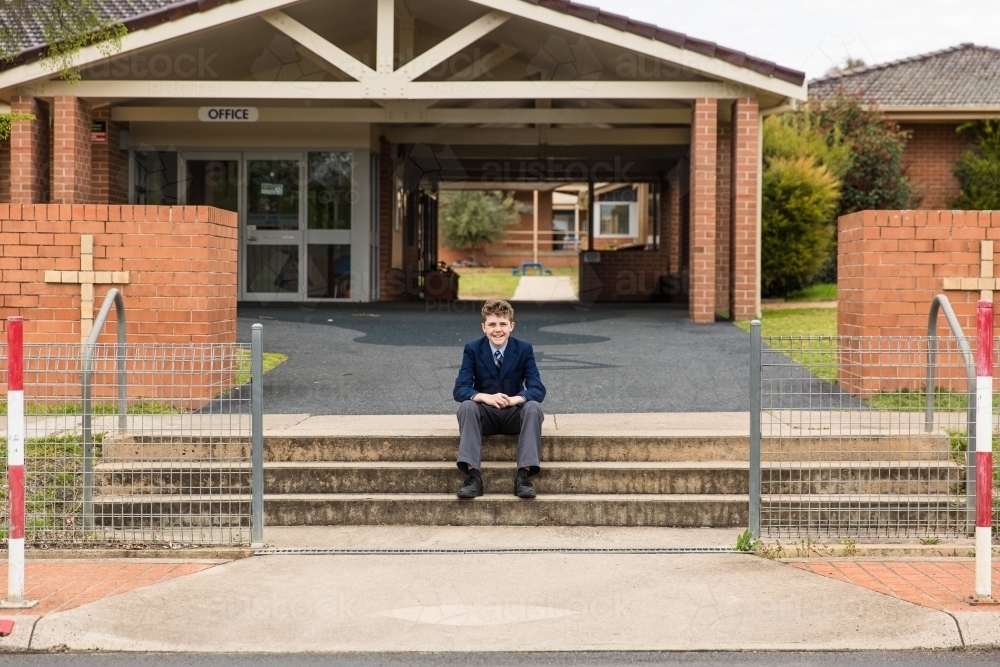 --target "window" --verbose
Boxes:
[595,202,637,237]
[134,151,178,205]
[307,152,352,230]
